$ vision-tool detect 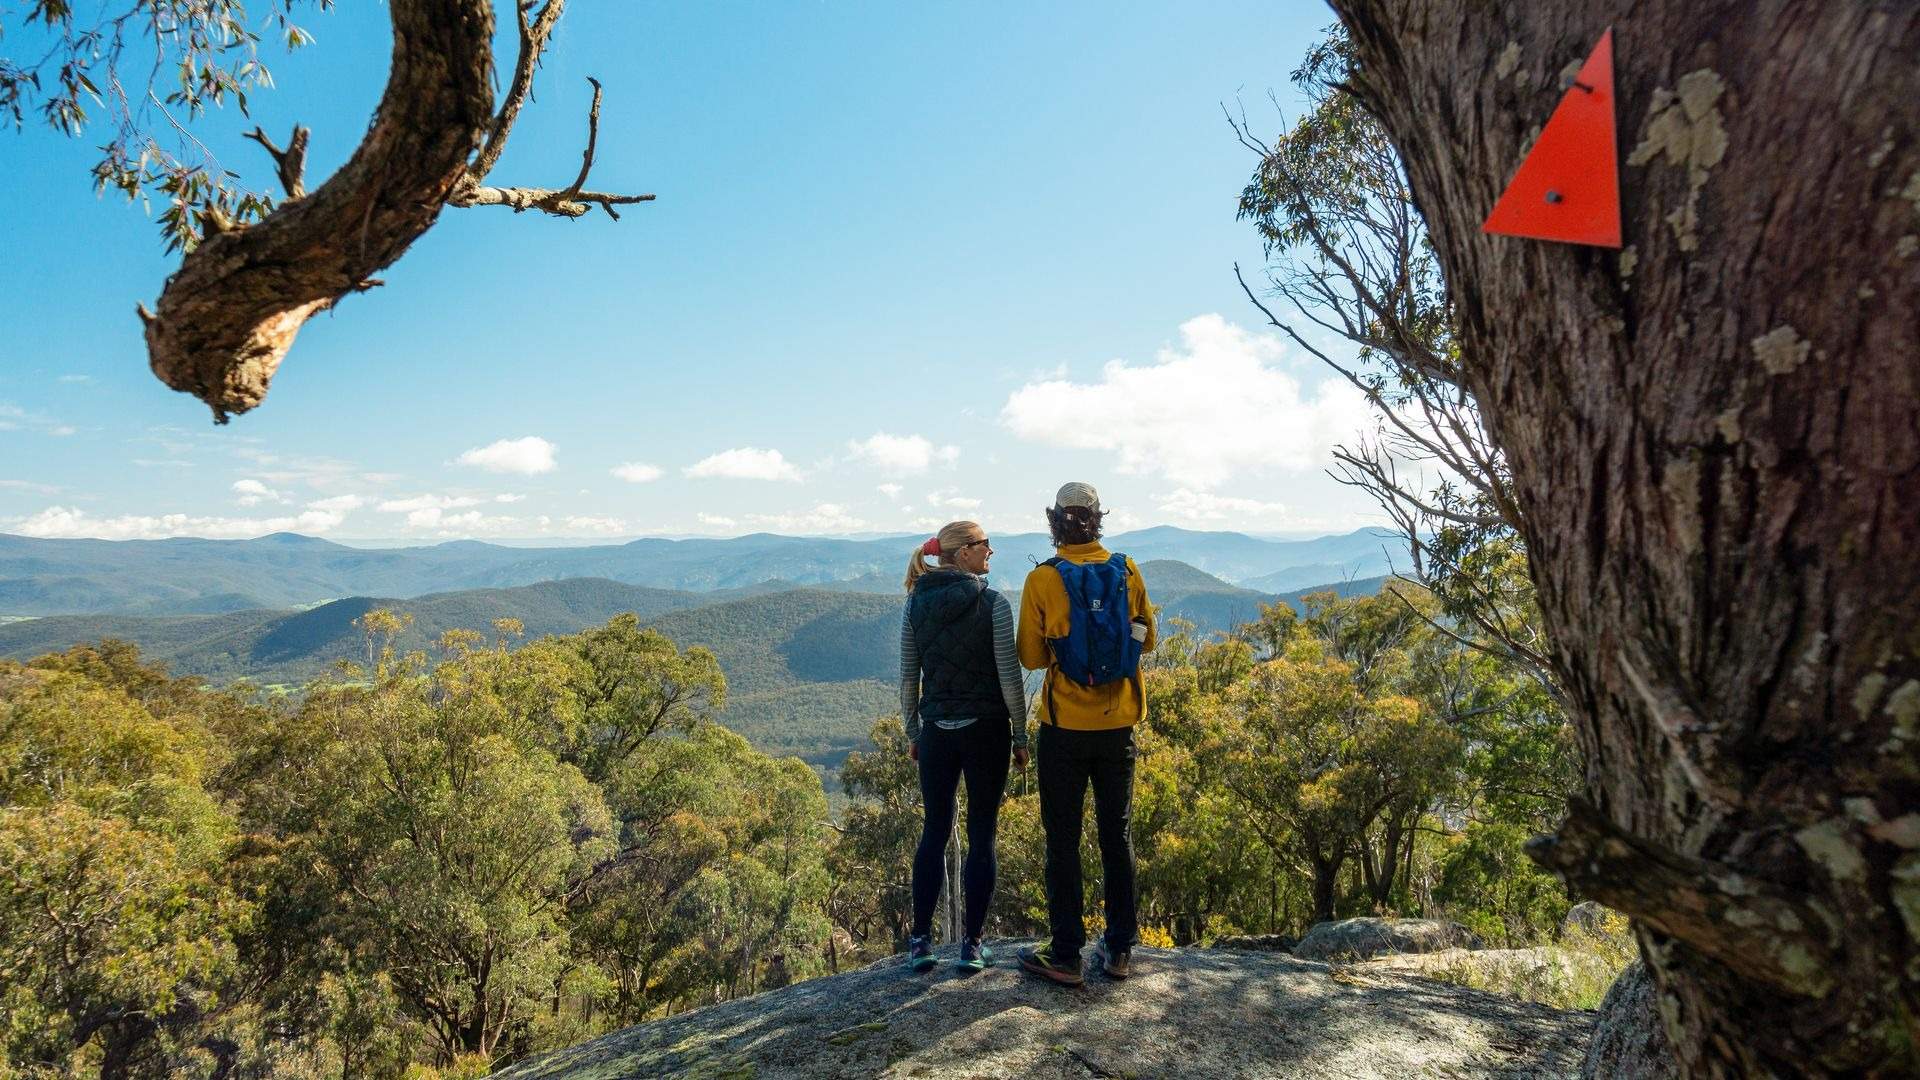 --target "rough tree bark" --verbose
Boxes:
[142,0,496,422]
[1326,2,1920,1075]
